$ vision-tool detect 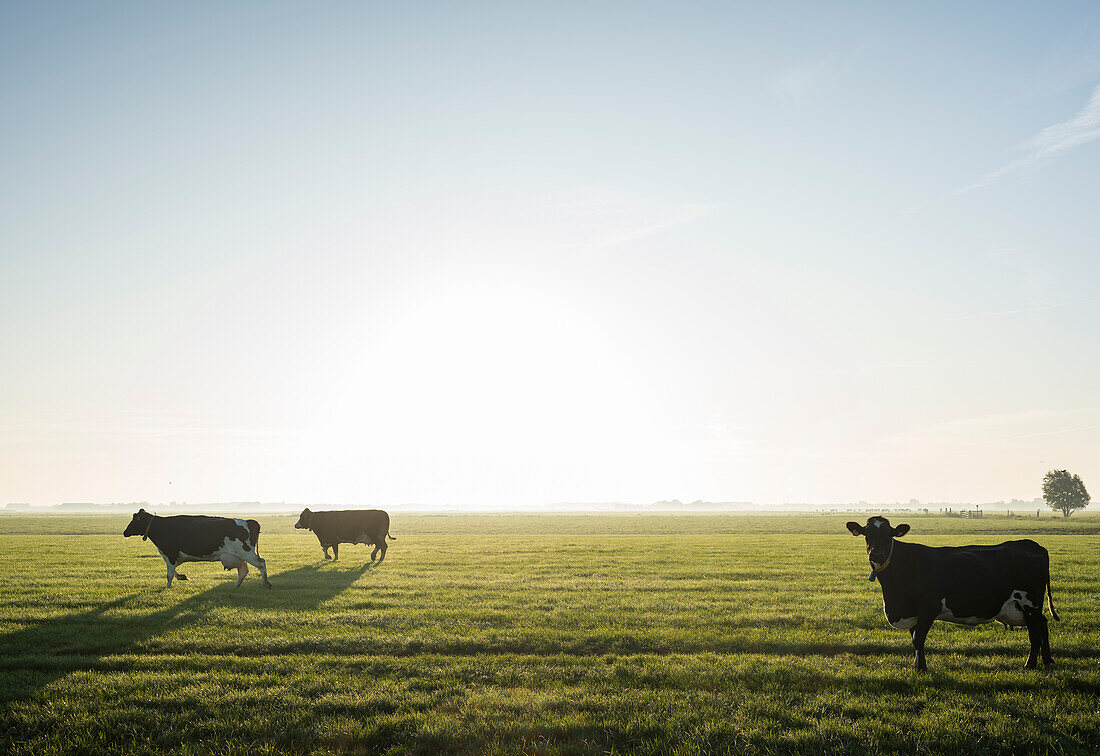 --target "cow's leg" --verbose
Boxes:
[1022,603,1049,668]
[160,553,184,588]
[331,543,339,561]
[243,550,271,588]
[1040,613,1053,666]
[911,605,938,671]
[373,541,387,564]
[235,562,249,588]
[322,544,332,560]
[1023,609,1040,668]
